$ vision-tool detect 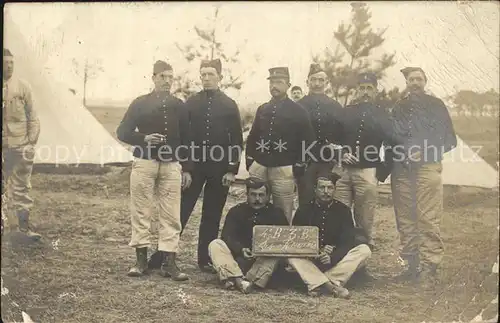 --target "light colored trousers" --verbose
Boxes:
[391,162,444,267]
[2,146,35,212]
[333,166,377,245]
[249,161,295,223]
[128,158,182,253]
[208,239,280,288]
[288,244,372,291]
